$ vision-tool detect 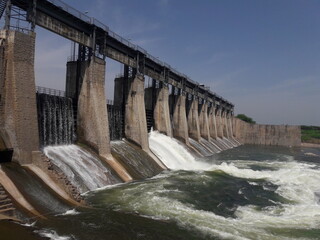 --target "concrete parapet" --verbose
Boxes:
[172,95,189,144]
[233,118,301,146]
[199,102,210,141]
[187,99,201,141]
[154,85,172,137]
[77,57,111,155]
[0,30,40,164]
